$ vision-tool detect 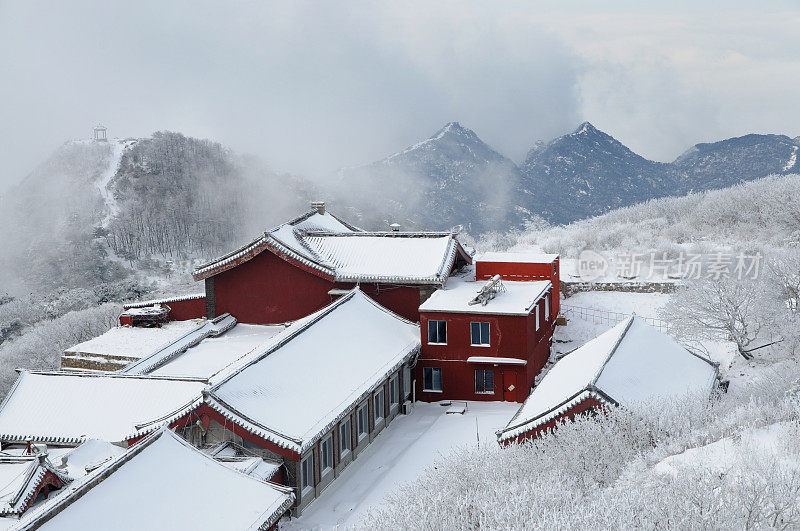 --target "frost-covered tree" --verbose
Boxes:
[662,277,776,360]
